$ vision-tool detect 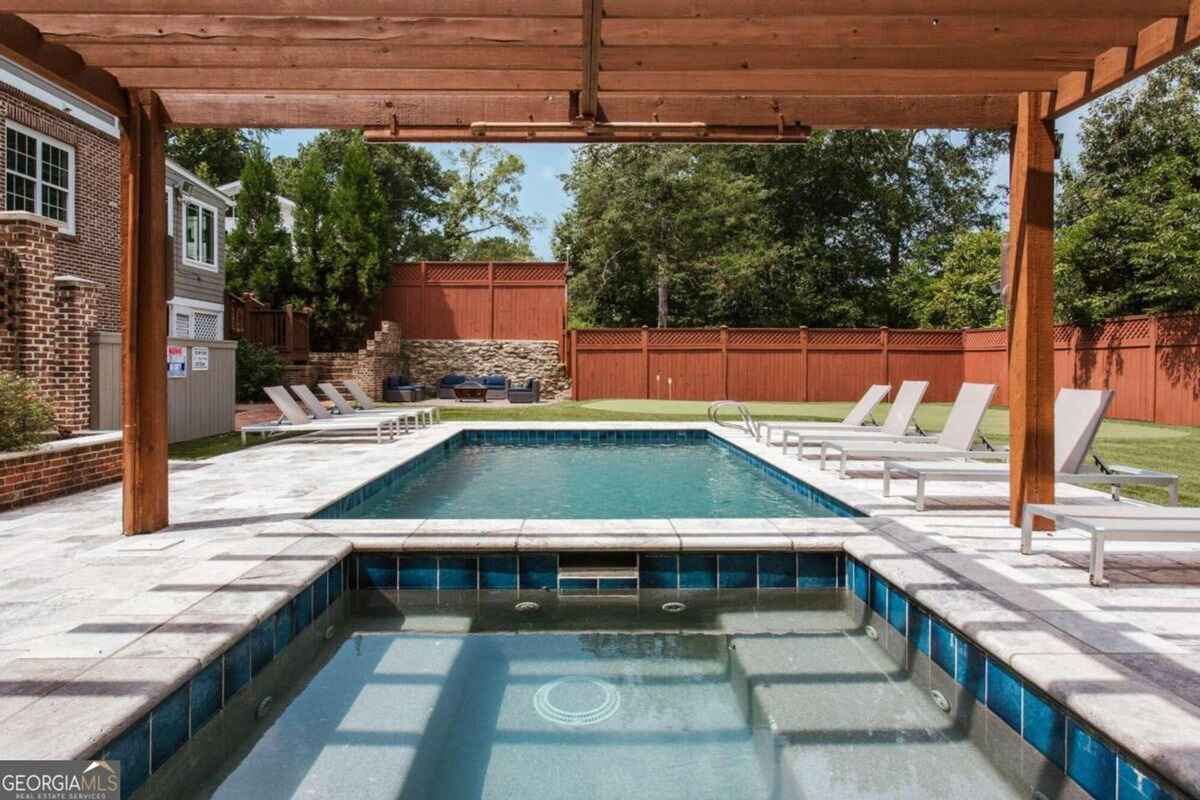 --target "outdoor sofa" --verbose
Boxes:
[508,378,540,404]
